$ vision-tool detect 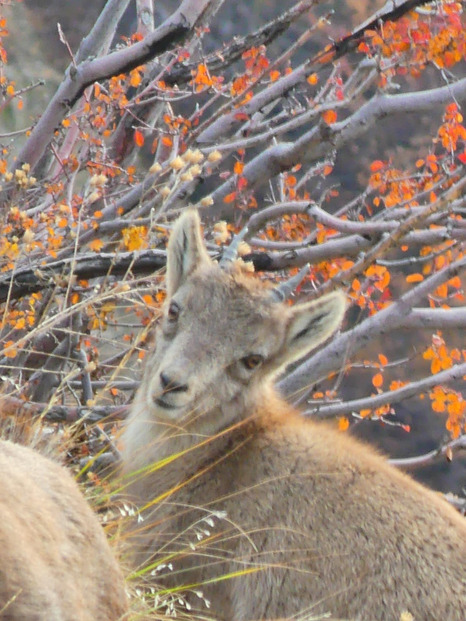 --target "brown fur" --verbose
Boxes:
[0,440,127,620]
[122,210,466,621]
